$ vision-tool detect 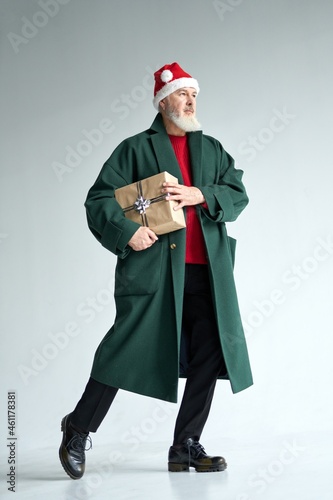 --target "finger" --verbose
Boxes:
[163,182,179,188]
[146,229,158,240]
[162,188,179,195]
[166,193,183,202]
[162,184,182,194]
[173,202,184,211]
